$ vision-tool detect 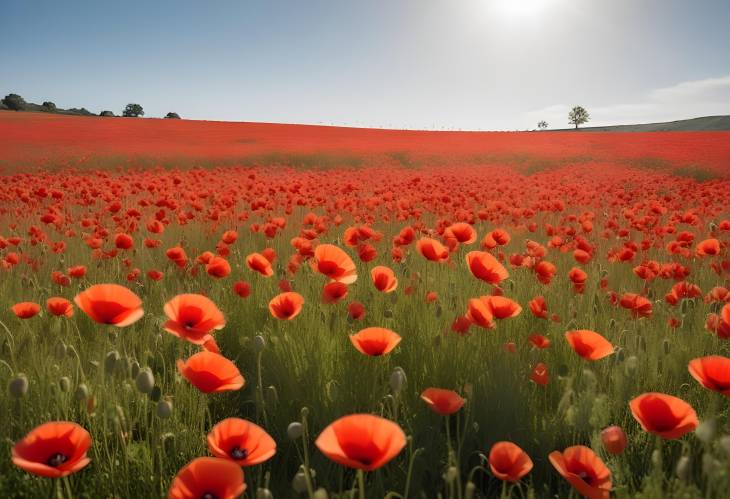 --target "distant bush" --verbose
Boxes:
[67,108,93,116]
[165,112,181,119]
[123,103,144,117]
[2,94,27,111]
[100,111,115,117]
[42,101,57,112]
